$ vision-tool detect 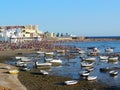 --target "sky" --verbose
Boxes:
[0,0,120,36]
